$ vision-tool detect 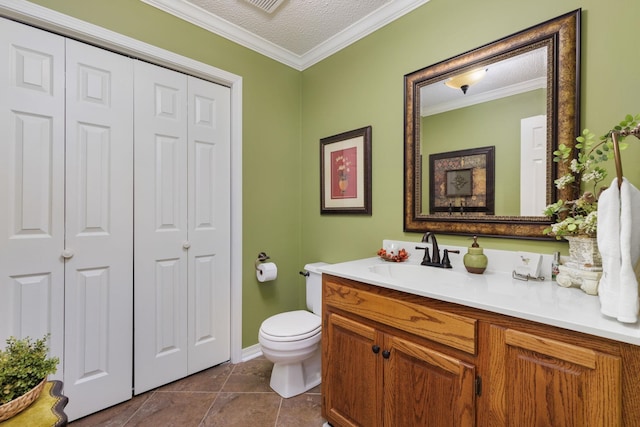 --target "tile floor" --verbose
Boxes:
[69,356,326,427]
